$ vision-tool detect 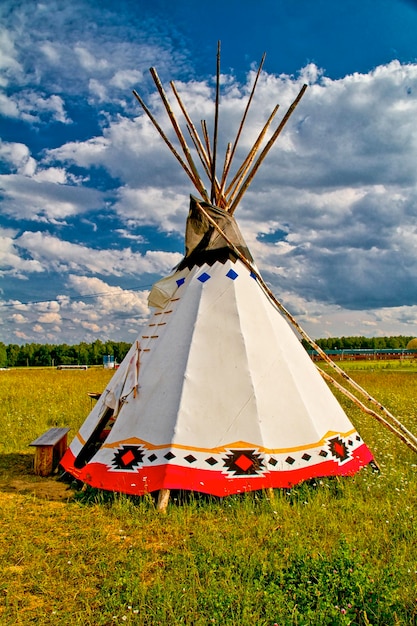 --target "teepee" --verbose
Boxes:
[61,47,378,503]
